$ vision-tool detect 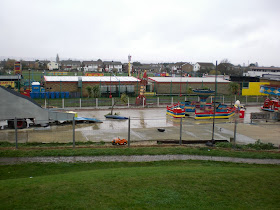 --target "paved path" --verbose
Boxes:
[1,155,280,165]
